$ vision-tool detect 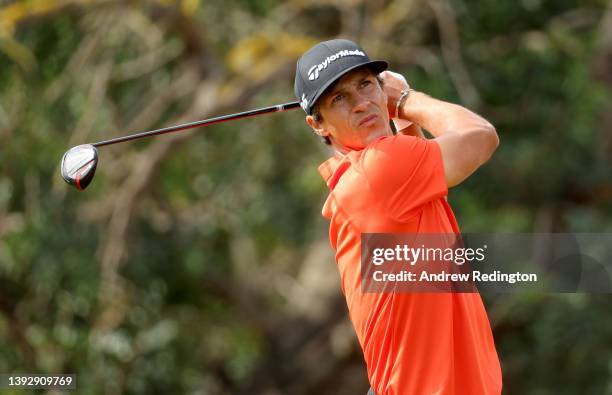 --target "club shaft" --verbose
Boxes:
[92,101,301,148]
